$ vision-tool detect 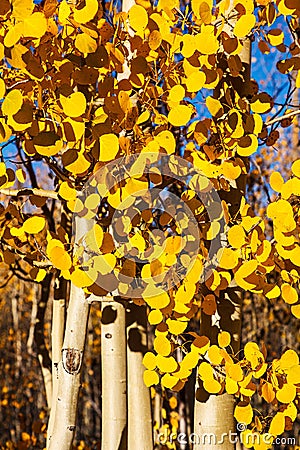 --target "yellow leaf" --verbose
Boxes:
[2,89,23,116]
[191,335,210,354]
[234,403,253,425]
[128,5,148,32]
[226,363,244,382]
[154,335,171,356]
[221,161,241,180]
[198,361,214,379]
[35,136,63,157]
[144,292,170,309]
[99,134,119,161]
[281,177,300,199]
[267,199,293,218]
[283,402,297,421]
[148,309,163,325]
[149,30,162,50]
[59,182,77,201]
[93,254,116,274]
[11,0,34,19]
[281,283,298,305]
[207,345,224,365]
[58,0,71,24]
[291,304,300,318]
[236,134,258,157]
[250,95,272,114]
[226,377,239,394]
[23,12,47,39]
[154,130,176,154]
[199,1,212,24]
[85,193,101,210]
[136,110,150,125]
[185,70,206,92]
[276,383,296,403]
[279,349,299,370]
[166,319,187,335]
[65,152,90,175]
[286,365,300,385]
[206,96,223,117]
[23,216,46,234]
[244,342,263,369]
[218,331,231,348]
[49,246,72,270]
[233,14,256,38]
[143,352,157,370]
[169,85,185,102]
[269,172,284,192]
[203,378,222,393]
[218,247,239,270]
[194,25,218,54]
[75,33,97,54]
[265,285,280,299]
[156,355,178,373]
[70,268,94,288]
[269,412,285,436]
[143,369,159,386]
[161,373,178,389]
[227,224,246,248]
[74,0,98,24]
[16,168,26,183]
[267,29,284,46]
[0,79,6,99]
[60,92,87,118]
[84,224,104,253]
[168,105,192,127]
